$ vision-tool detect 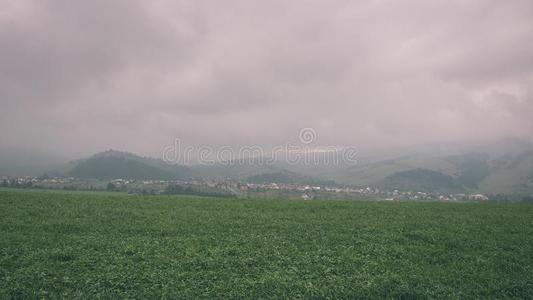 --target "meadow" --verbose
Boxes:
[1,189,532,298]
